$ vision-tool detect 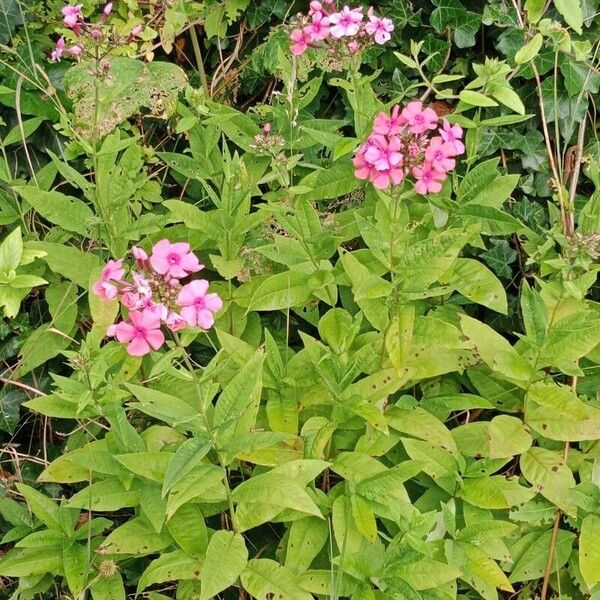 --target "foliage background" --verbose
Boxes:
[0,0,600,598]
